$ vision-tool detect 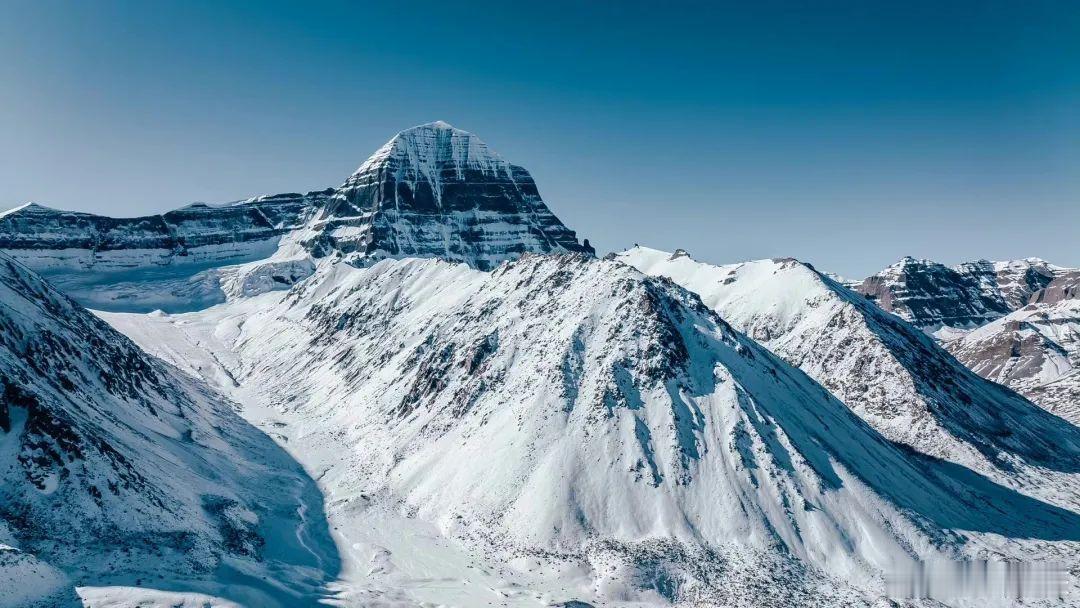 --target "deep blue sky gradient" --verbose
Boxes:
[1,0,1077,276]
